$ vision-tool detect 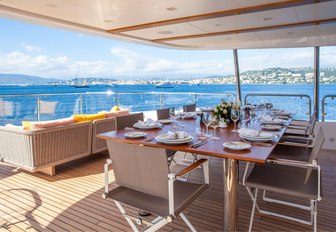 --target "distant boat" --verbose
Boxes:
[72,64,89,88]
[156,81,174,88]
[74,80,89,88]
